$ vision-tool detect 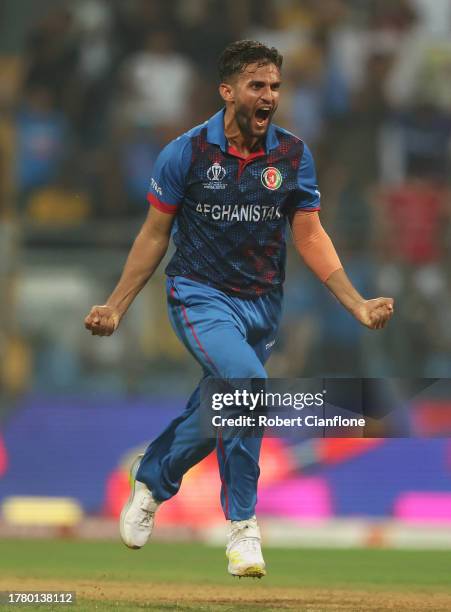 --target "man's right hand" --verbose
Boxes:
[84,305,121,336]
